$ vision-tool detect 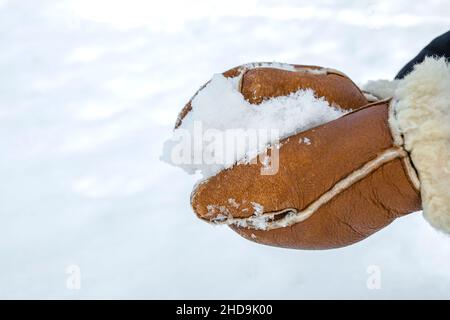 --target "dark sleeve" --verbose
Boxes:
[395,30,450,79]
